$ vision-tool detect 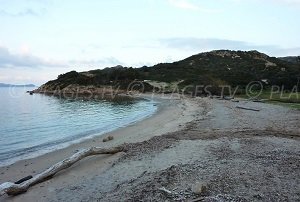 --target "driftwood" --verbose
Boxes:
[236,106,260,112]
[15,176,33,184]
[0,146,123,196]
[158,187,173,195]
[223,96,234,100]
[190,197,205,202]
